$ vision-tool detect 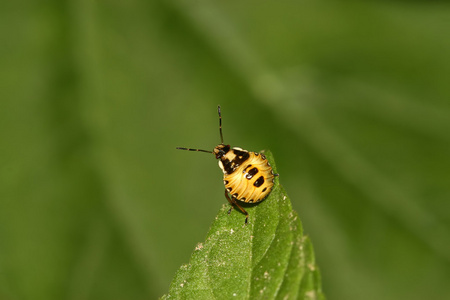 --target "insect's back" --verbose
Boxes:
[222,151,275,203]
